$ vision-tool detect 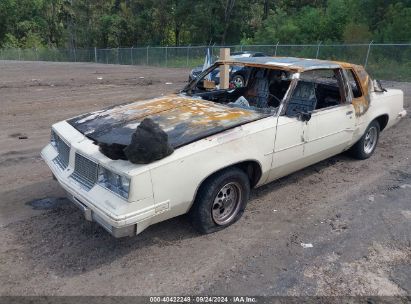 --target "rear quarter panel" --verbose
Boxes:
[351,88,404,144]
